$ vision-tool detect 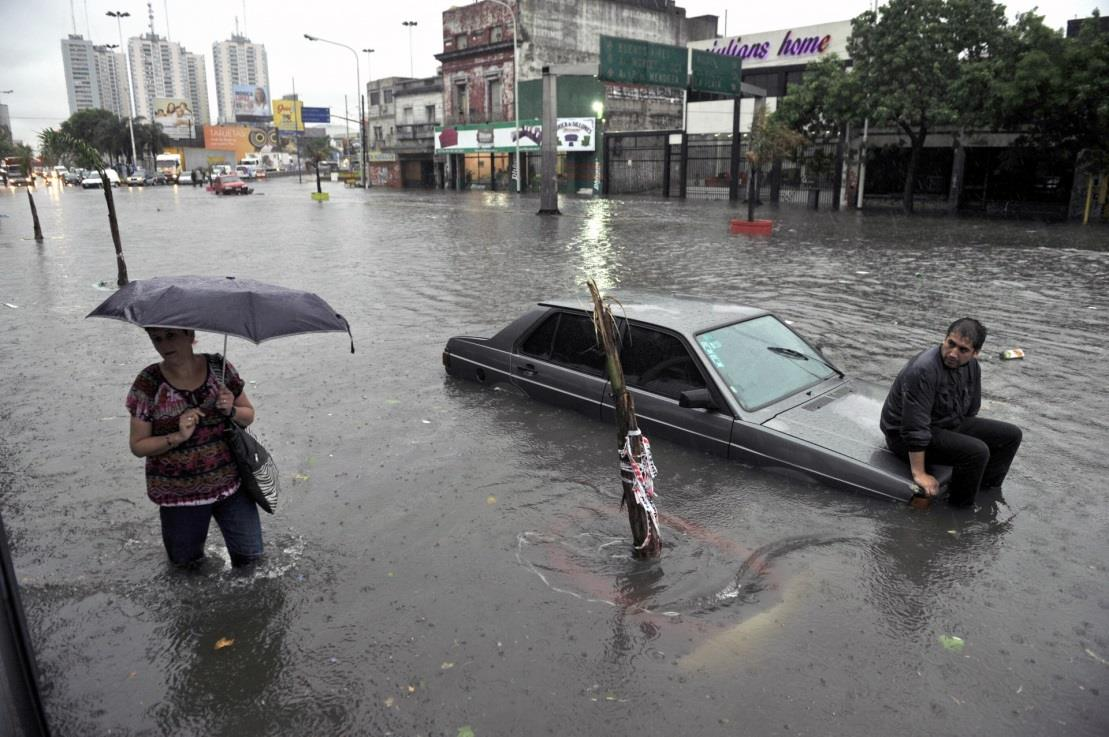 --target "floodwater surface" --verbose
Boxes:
[1,178,1107,736]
